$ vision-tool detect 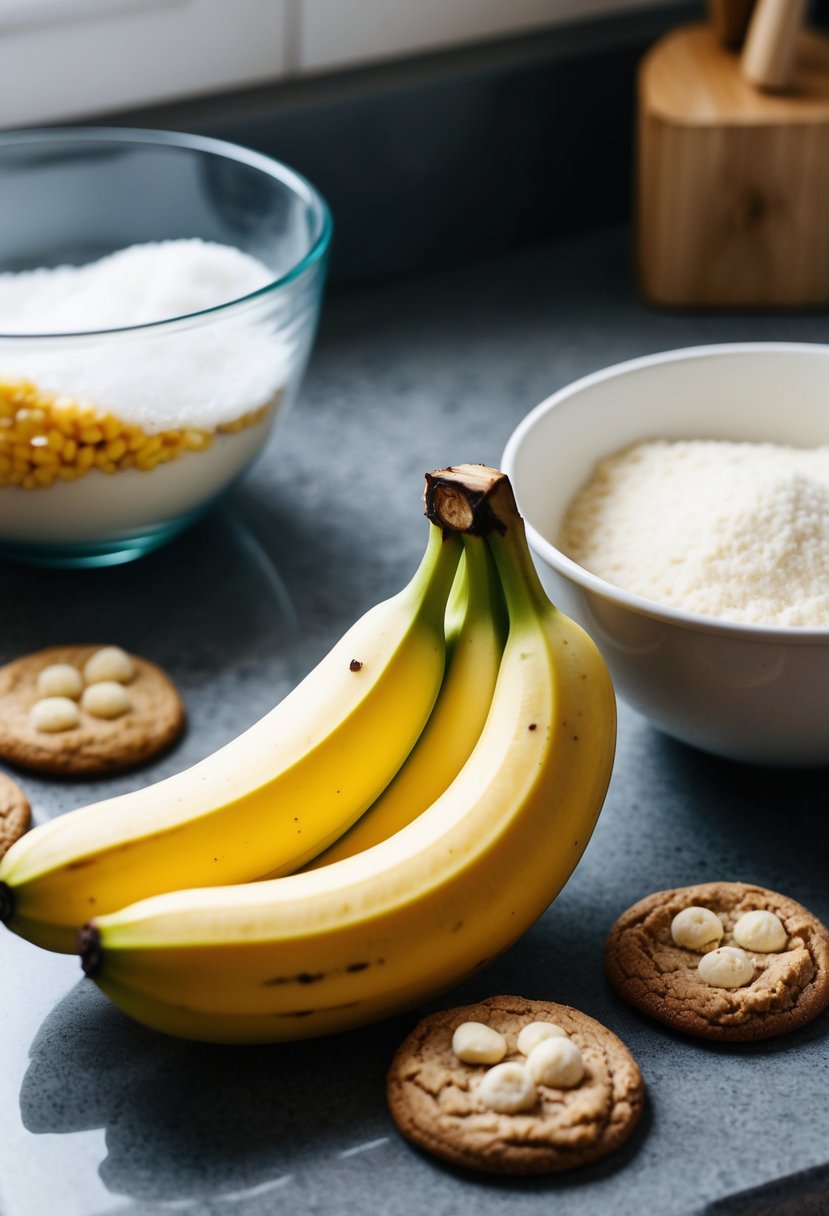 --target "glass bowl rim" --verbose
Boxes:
[0,125,333,340]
